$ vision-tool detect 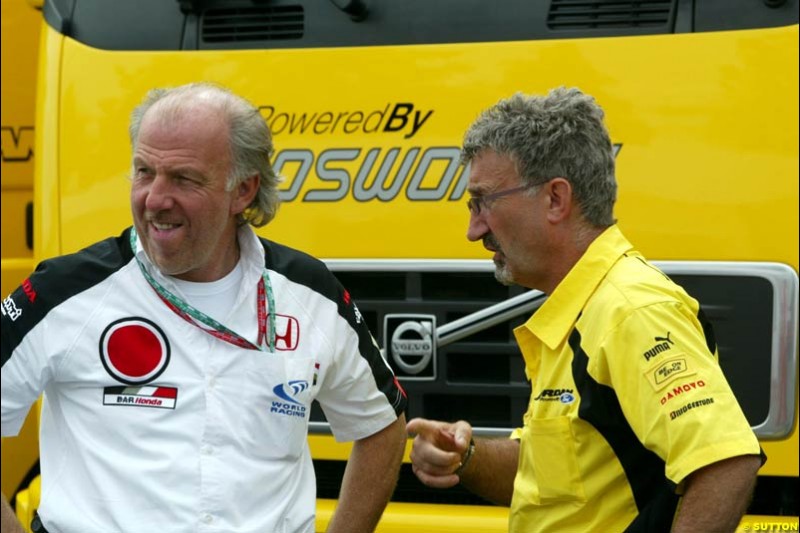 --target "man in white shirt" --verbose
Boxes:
[1,82,408,533]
